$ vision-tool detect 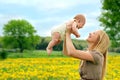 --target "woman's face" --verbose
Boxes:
[87,30,100,43]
